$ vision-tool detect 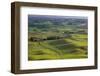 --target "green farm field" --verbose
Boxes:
[28,15,88,60]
